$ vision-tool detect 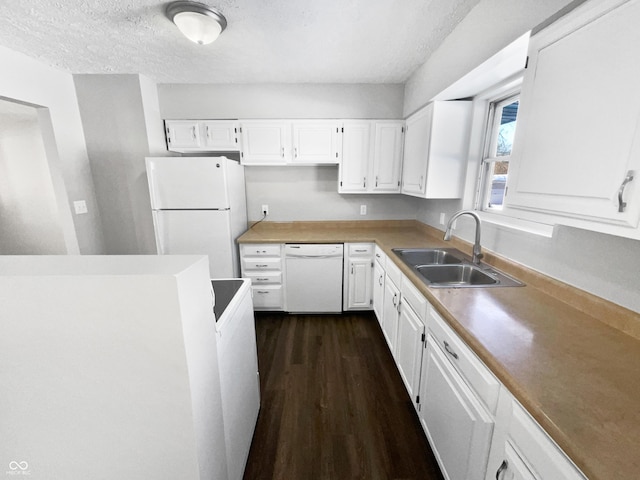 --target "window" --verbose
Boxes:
[478,93,520,211]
